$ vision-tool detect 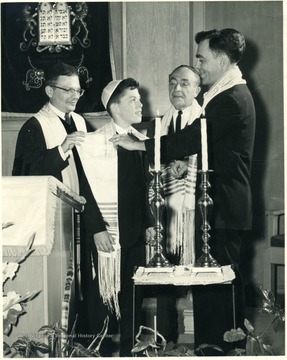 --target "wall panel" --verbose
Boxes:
[125,2,192,116]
